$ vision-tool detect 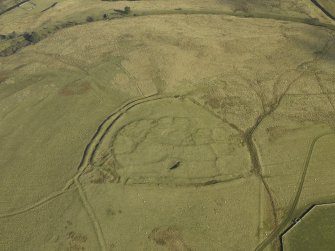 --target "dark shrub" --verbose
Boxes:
[86,16,94,22]
[23,32,41,43]
[61,21,76,28]
[124,6,131,14]
[8,32,17,39]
